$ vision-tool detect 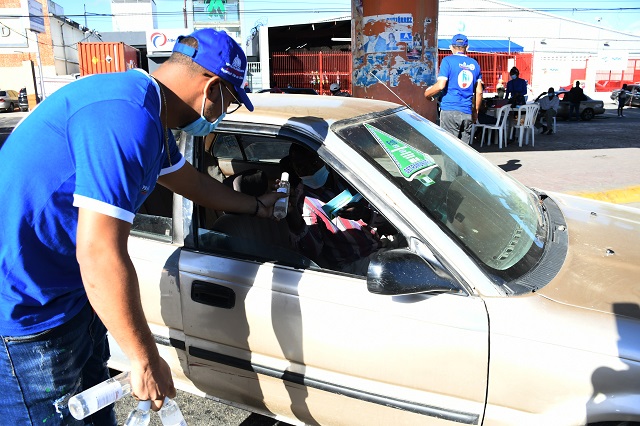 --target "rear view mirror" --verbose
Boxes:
[367,249,459,295]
